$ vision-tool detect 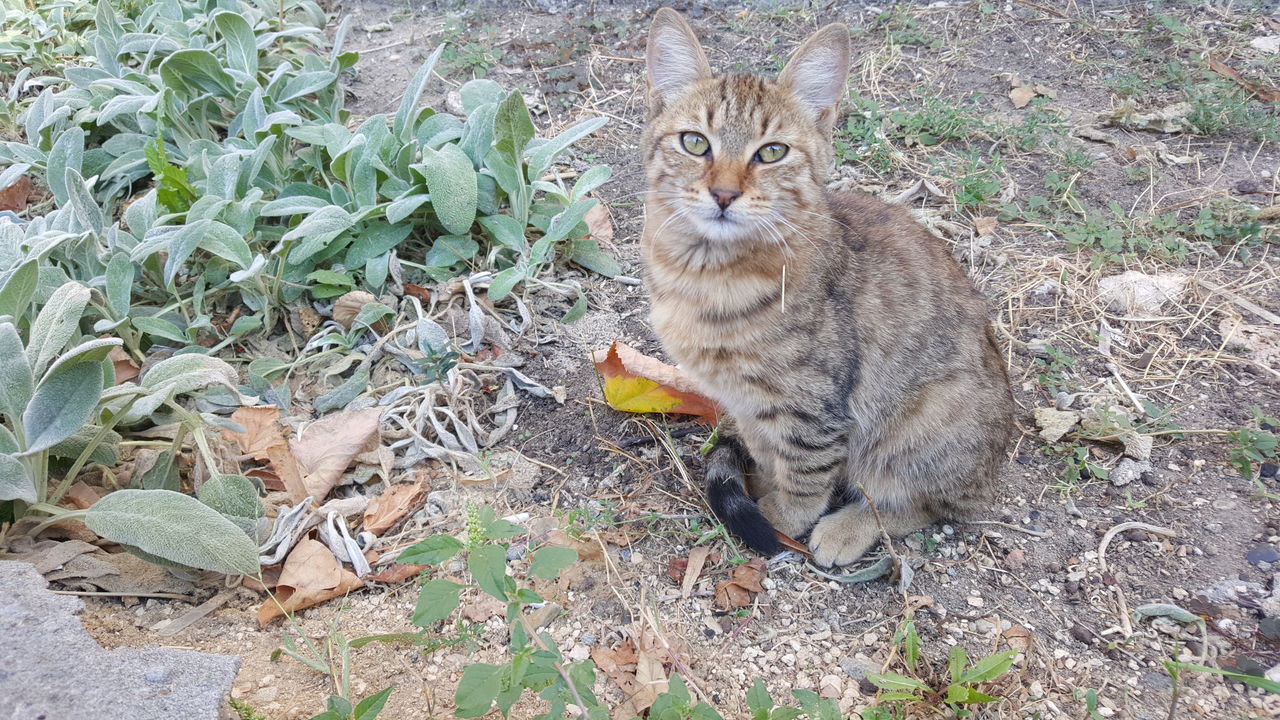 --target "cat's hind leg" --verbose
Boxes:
[807,501,931,568]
